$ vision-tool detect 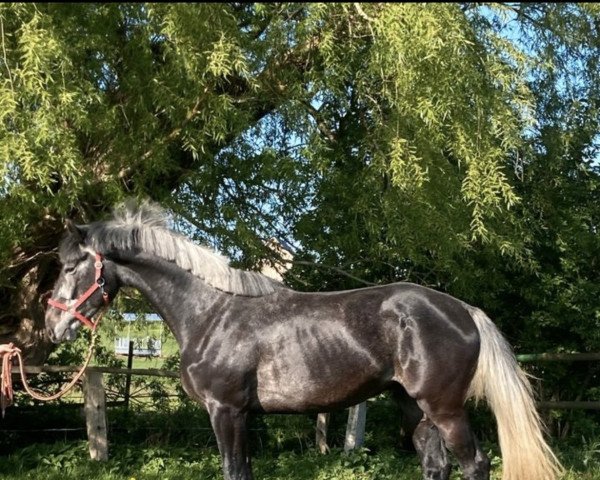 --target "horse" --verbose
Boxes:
[44,201,562,480]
